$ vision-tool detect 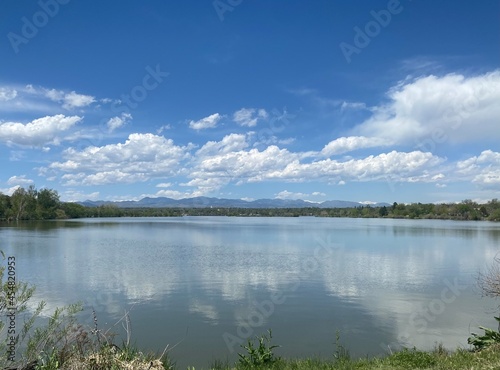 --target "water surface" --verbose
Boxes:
[1,217,499,368]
